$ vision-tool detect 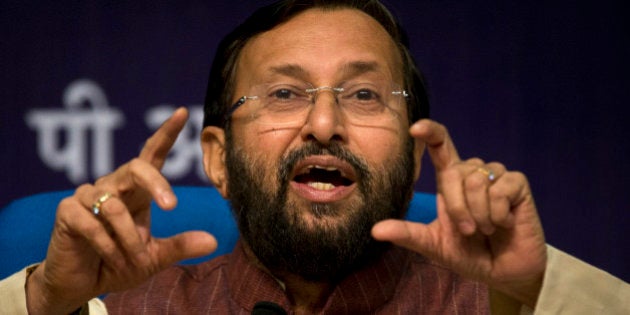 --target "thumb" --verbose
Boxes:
[154,231,218,267]
[371,219,435,255]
